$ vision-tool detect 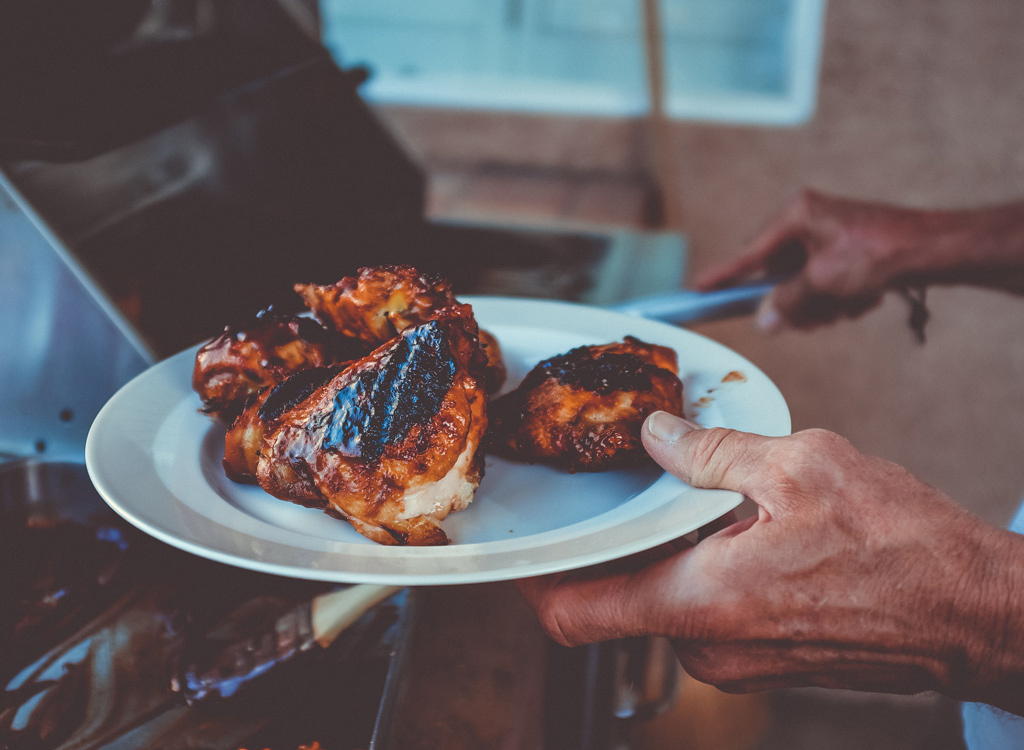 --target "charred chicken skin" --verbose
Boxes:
[192,308,338,421]
[294,265,458,347]
[295,265,506,392]
[256,304,489,546]
[222,365,343,485]
[488,336,684,472]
